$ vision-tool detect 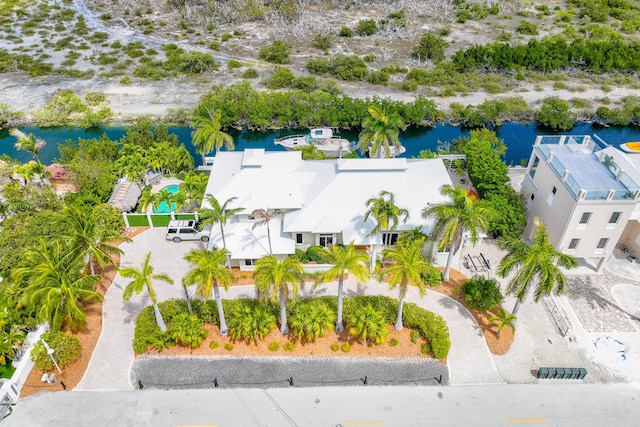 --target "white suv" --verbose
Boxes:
[165,220,211,243]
